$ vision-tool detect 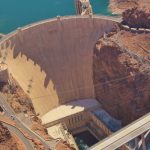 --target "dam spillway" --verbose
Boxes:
[0,16,117,116]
